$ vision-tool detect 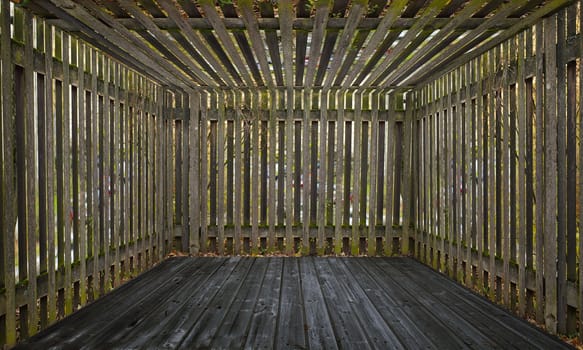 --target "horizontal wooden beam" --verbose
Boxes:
[48,16,521,32]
